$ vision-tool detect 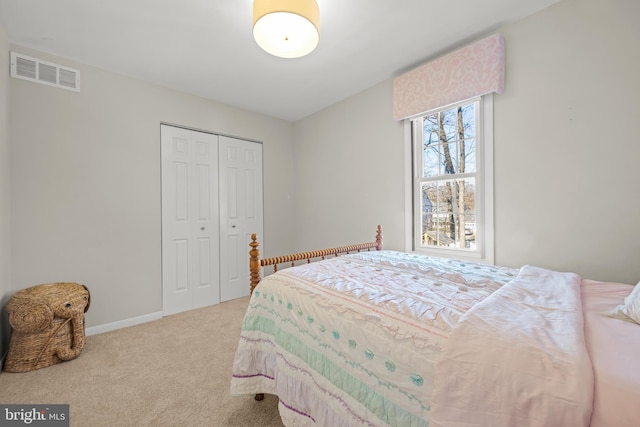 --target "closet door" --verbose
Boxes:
[161,125,220,315]
[218,136,263,302]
